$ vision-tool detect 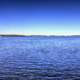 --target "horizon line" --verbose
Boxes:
[0,34,80,37]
